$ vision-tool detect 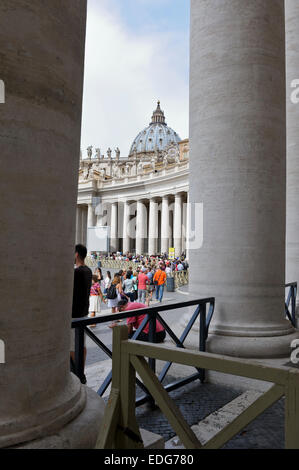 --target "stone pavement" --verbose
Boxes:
[84,286,286,449]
